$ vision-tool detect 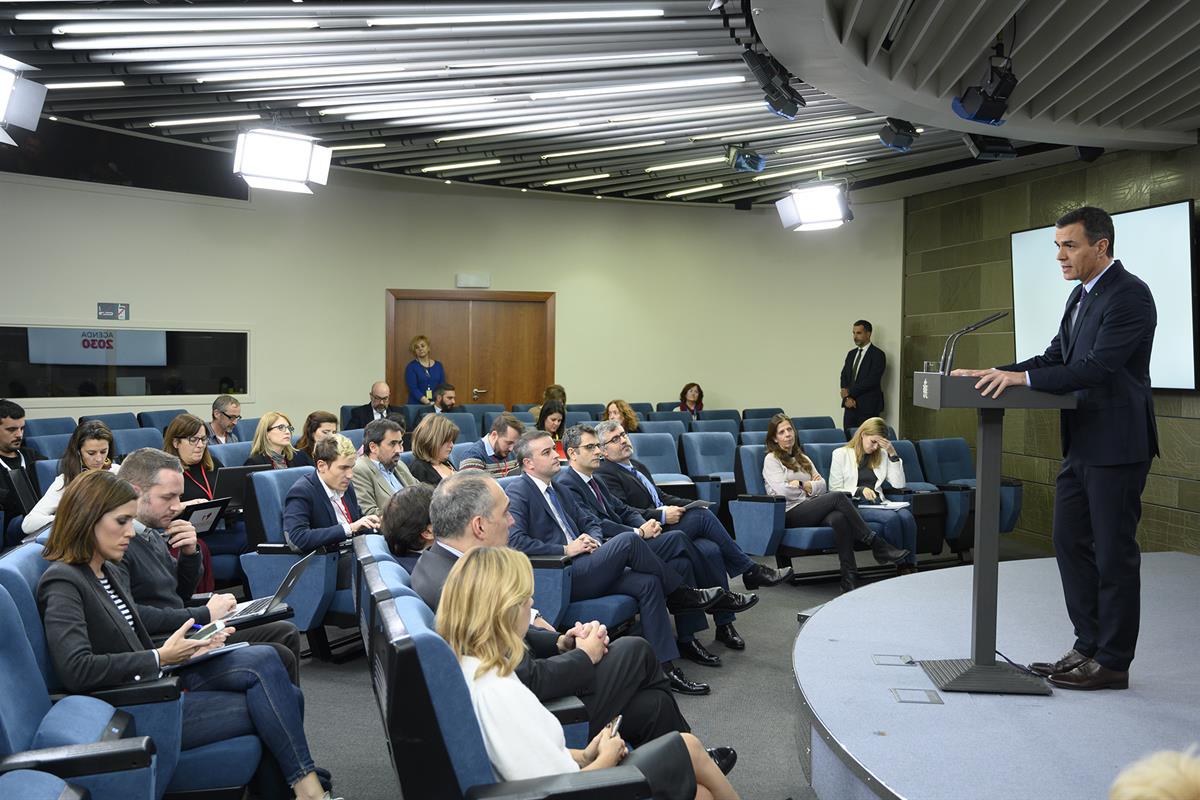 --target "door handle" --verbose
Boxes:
[472,388,488,400]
